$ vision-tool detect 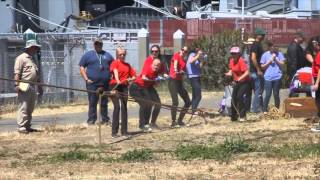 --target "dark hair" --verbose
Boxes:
[150,44,163,61]
[266,40,274,48]
[306,36,320,57]
[150,44,160,52]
